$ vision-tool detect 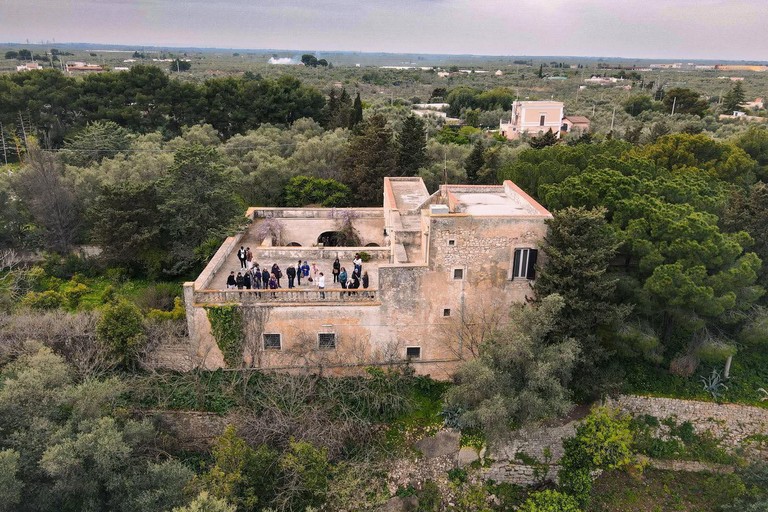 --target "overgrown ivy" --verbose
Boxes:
[206,305,244,367]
